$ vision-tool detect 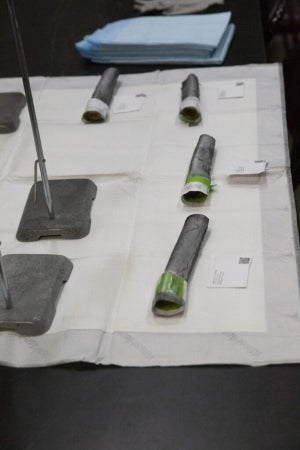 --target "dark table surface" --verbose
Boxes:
[1,1,300,450]
[0,0,266,77]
